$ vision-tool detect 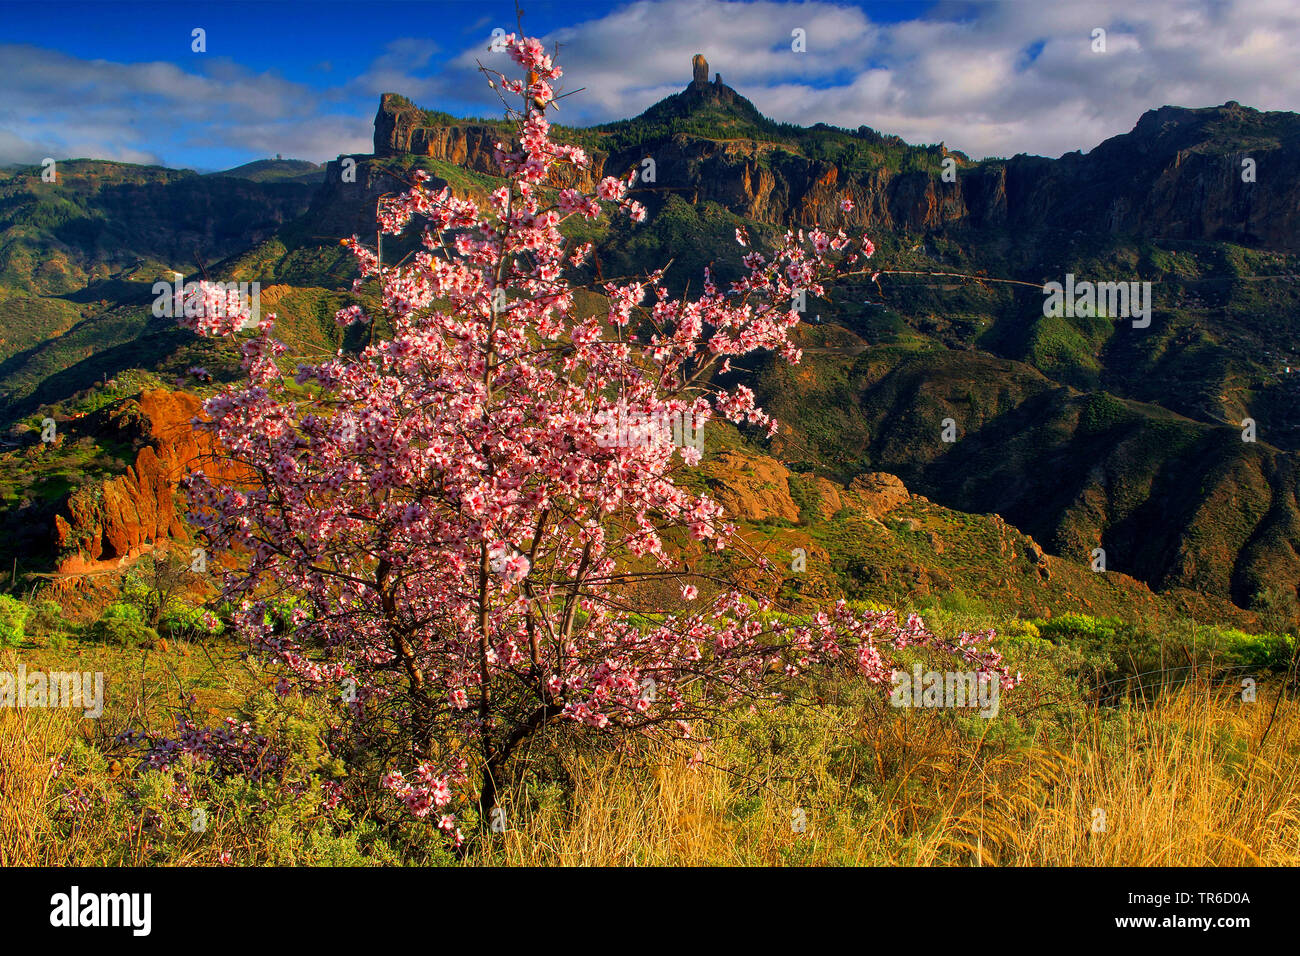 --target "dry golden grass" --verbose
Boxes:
[972,684,1300,865]
[0,641,268,868]
[475,681,1300,866]
[0,708,85,867]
